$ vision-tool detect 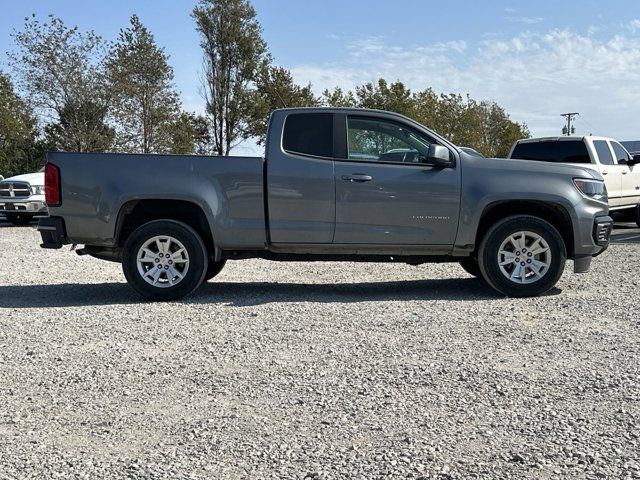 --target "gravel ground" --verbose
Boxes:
[0,223,638,479]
